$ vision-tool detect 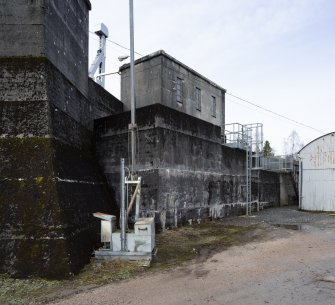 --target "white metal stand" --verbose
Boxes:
[89,23,108,88]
